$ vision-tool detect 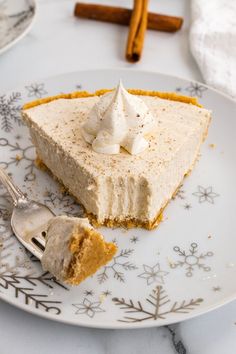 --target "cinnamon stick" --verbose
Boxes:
[126,0,148,62]
[74,3,183,33]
